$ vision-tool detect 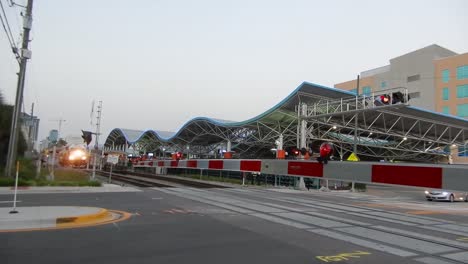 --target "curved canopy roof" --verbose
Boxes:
[104,81,467,161]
